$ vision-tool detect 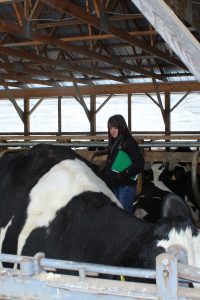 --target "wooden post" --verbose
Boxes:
[128,94,132,131]
[58,96,62,135]
[90,94,96,135]
[24,97,30,136]
[164,92,171,135]
[164,92,171,151]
